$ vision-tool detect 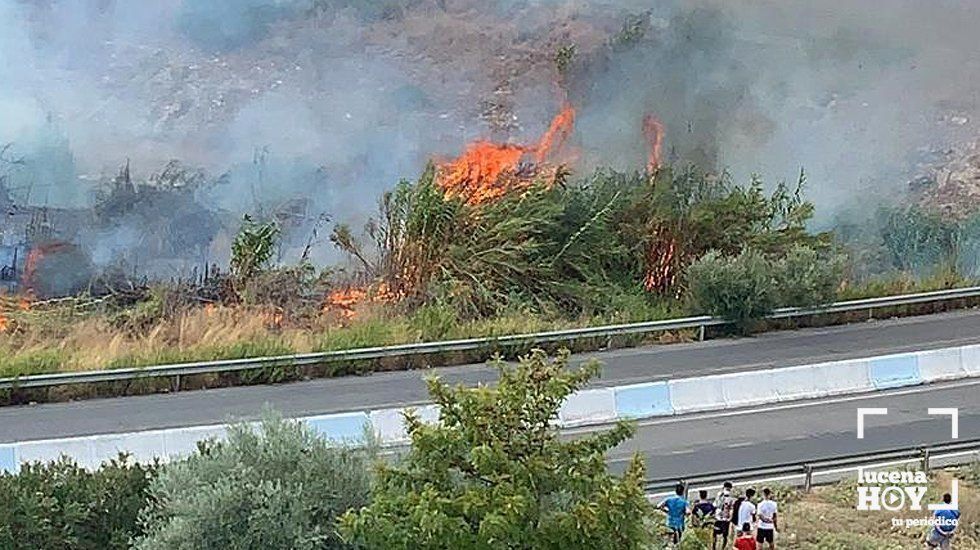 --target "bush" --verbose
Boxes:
[687,245,845,329]
[0,454,156,550]
[133,414,373,550]
[686,249,776,329]
[773,244,845,307]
